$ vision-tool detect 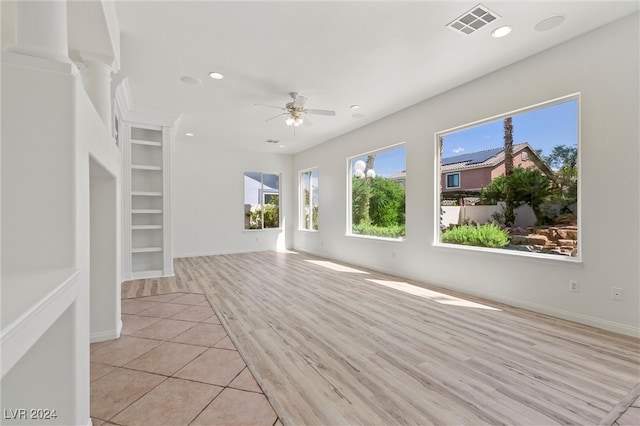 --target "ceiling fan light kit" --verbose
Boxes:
[285,115,304,127]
